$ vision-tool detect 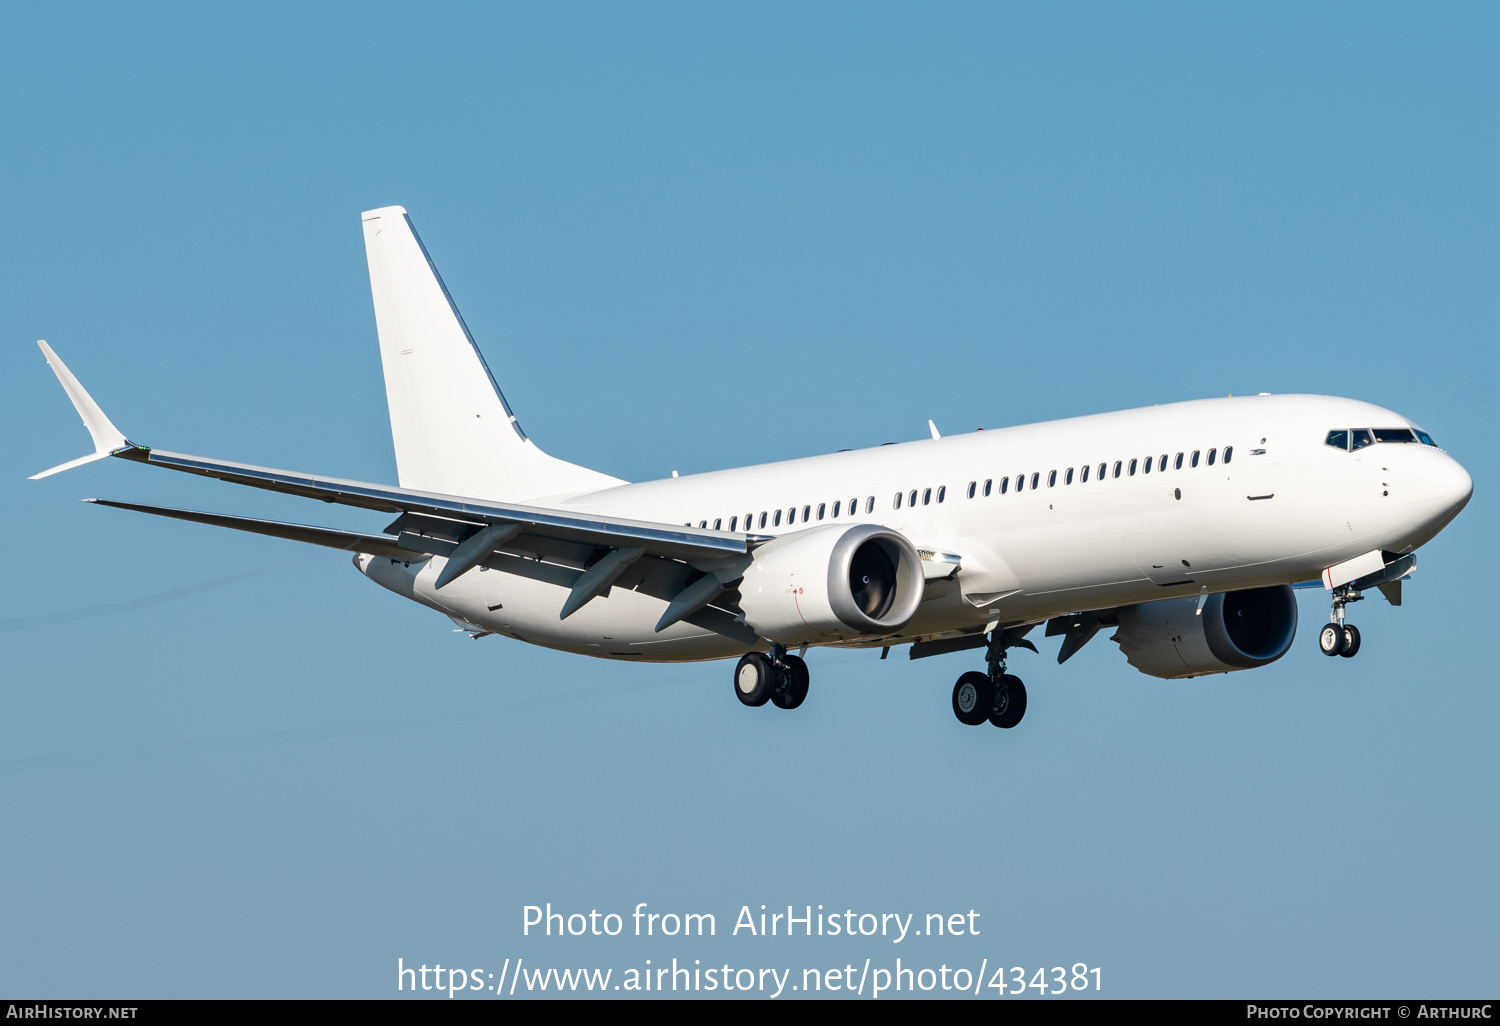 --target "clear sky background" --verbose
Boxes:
[1,2,1495,999]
